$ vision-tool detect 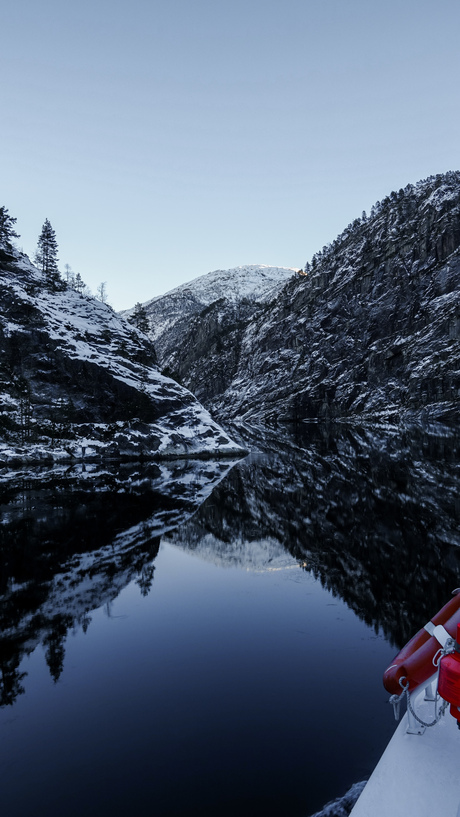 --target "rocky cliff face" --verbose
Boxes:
[122,264,296,406]
[143,173,460,424]
[0,249,242,464]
